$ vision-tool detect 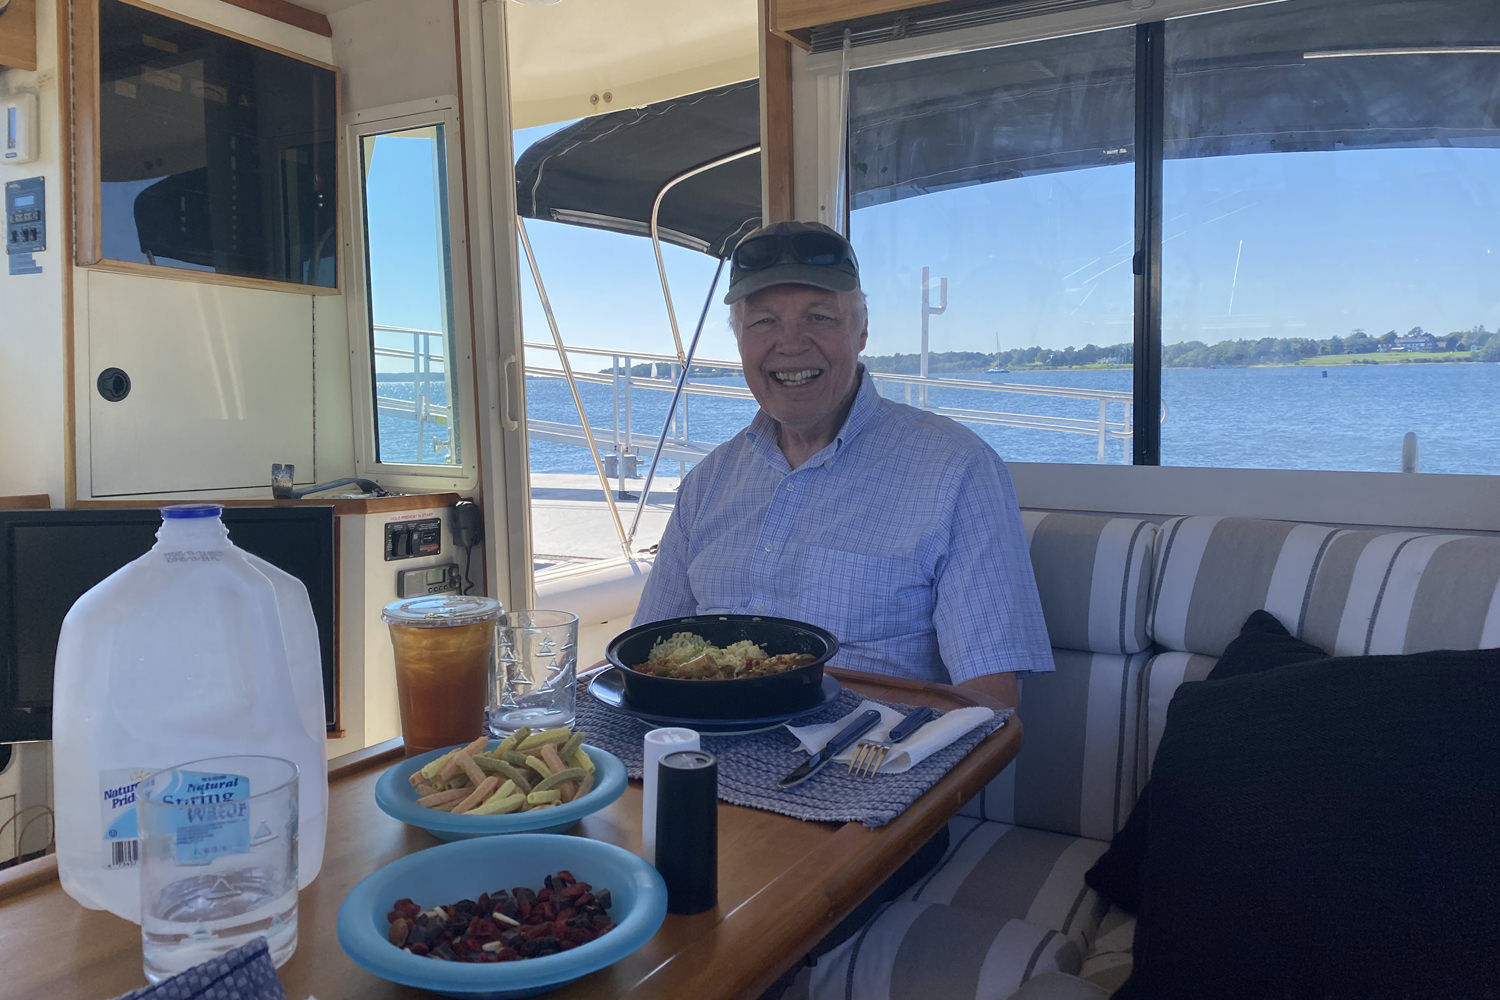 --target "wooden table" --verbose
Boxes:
[0,669,1021,1000]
